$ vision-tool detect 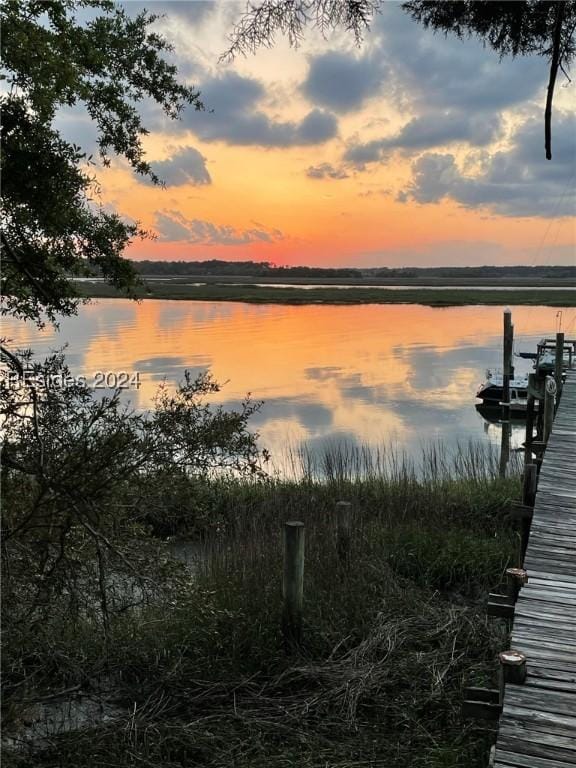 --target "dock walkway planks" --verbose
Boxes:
[494,369,576,767]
